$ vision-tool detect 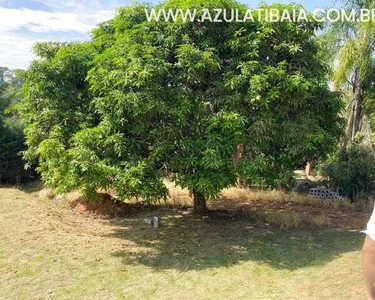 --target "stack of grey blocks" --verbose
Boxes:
[309,186,344,201]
